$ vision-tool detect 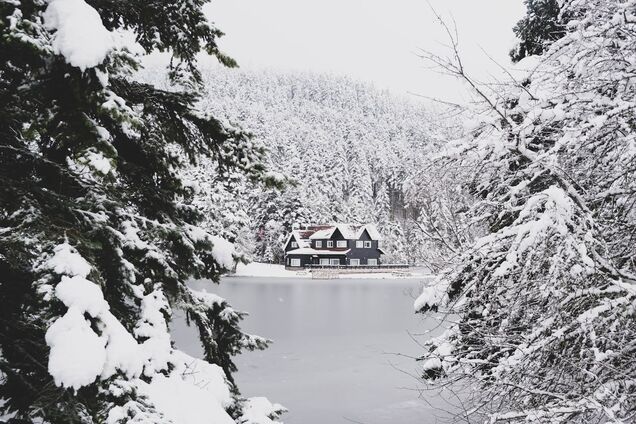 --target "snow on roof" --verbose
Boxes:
[286,248,350,256]
[308,228,335,239]
[282,230,311,249]
[361,224,381,241]
[307,224,382,241]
